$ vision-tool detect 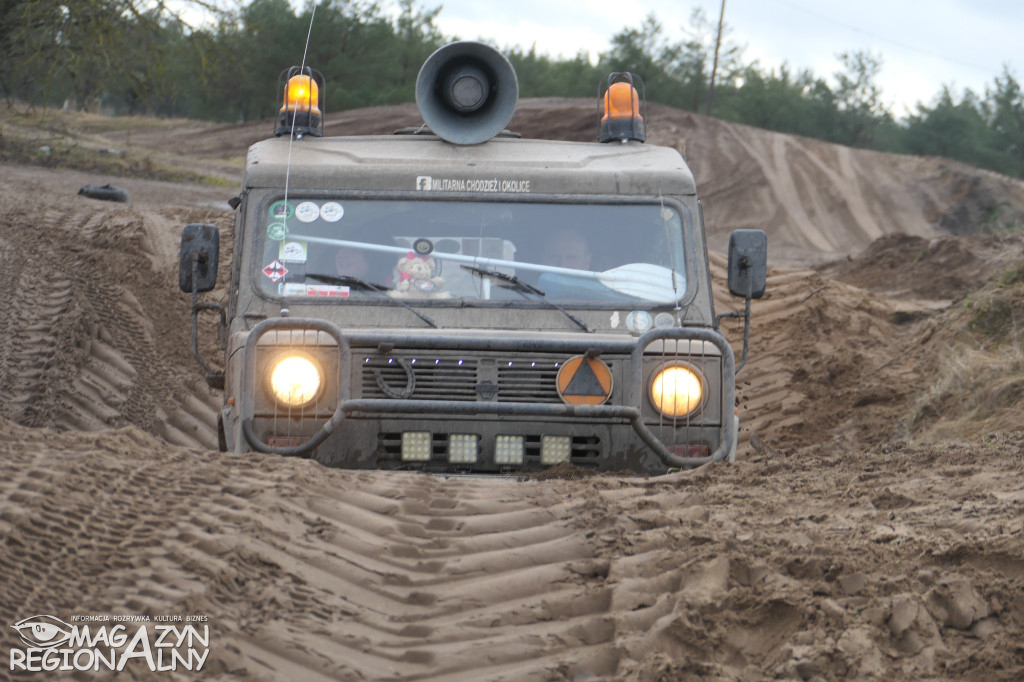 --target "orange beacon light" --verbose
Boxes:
[275,66,325,138]
[598,73,646,143]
